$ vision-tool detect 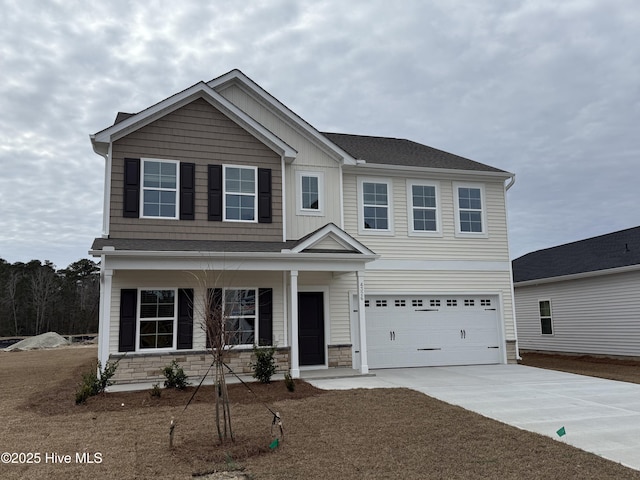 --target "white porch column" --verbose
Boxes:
[356,270,369,374]
[290,270,300,379]
[98,265,113,368]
